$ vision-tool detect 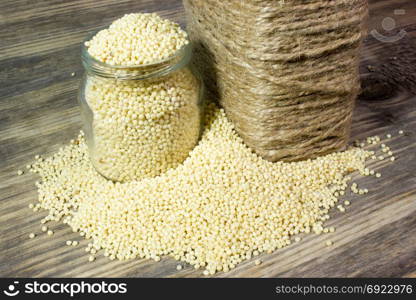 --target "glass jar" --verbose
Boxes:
[79,38,203,182]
